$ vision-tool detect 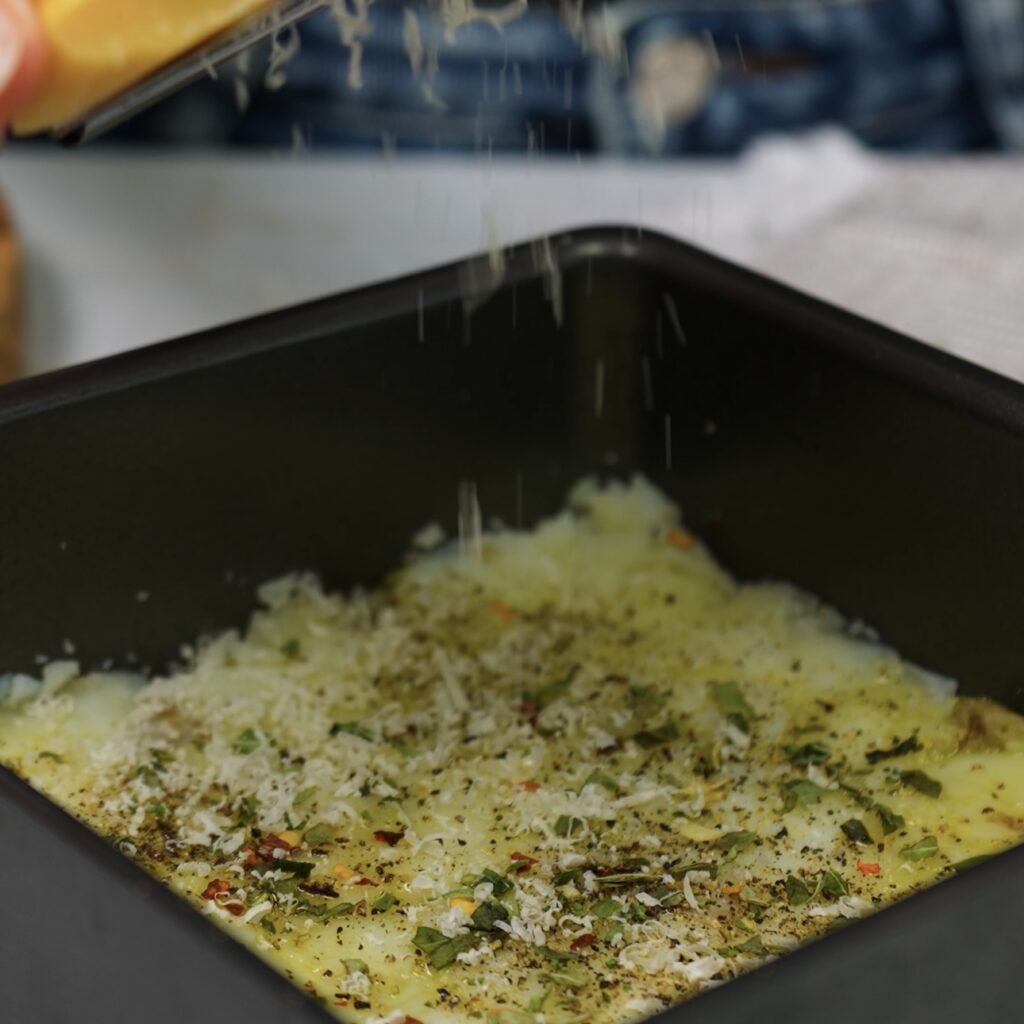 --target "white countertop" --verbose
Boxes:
[3,130,1023,382]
